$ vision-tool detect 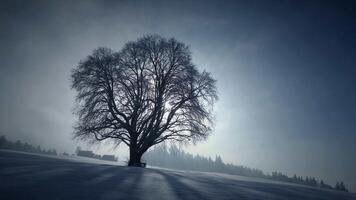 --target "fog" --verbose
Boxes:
[1,0,355,192]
